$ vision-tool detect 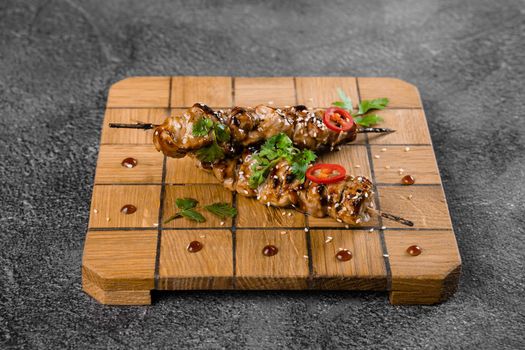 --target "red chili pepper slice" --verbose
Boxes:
[306,164,347,184]
[323,107,354,132]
